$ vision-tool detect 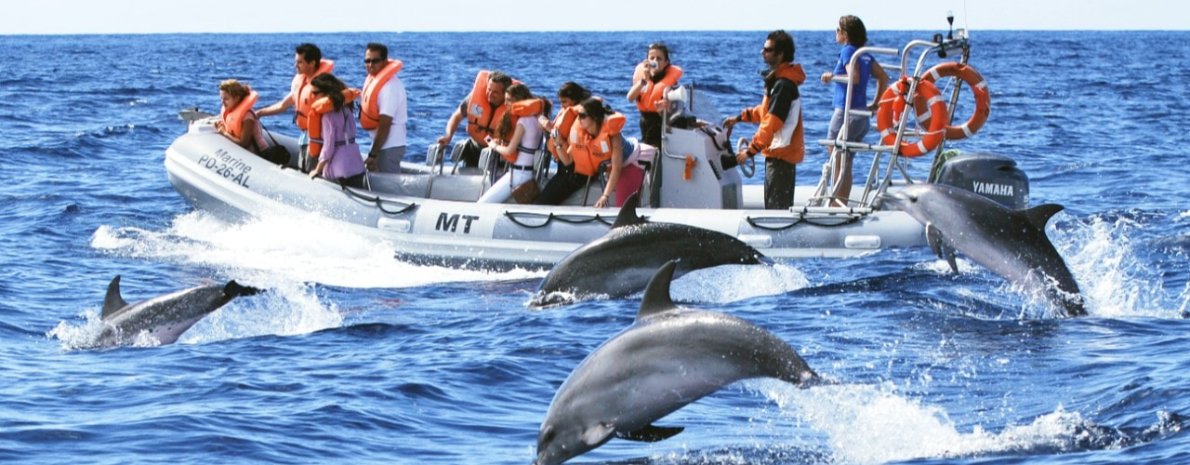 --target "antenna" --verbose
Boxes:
[947,10,955,40]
